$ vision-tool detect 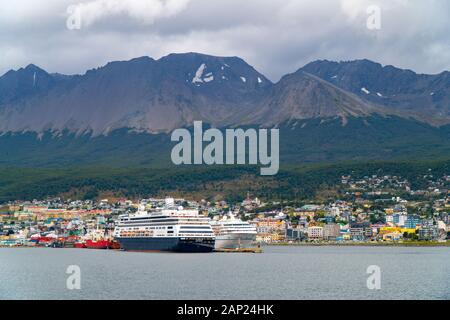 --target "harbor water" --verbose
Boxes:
[0,246,448,300]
